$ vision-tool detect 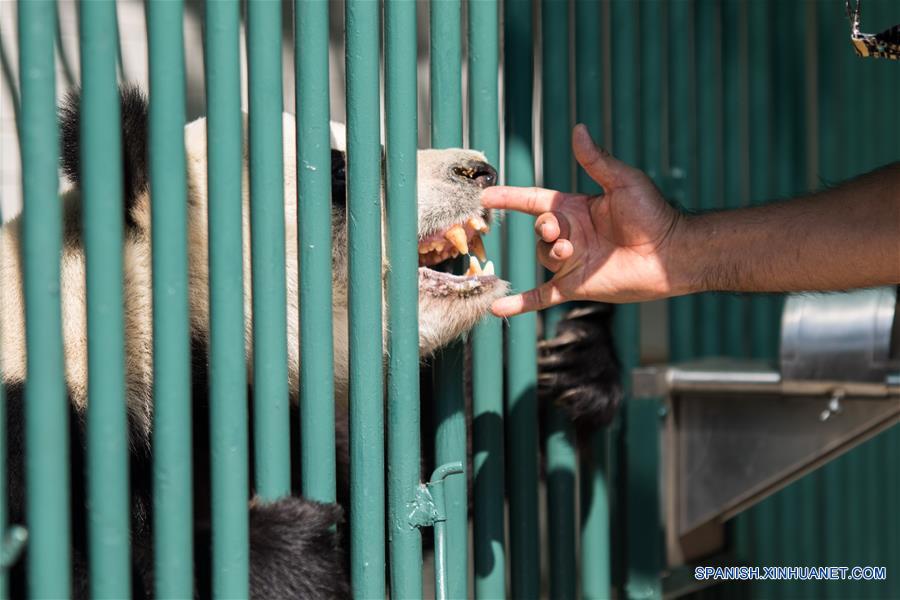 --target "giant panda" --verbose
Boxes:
[1,85,508,599]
